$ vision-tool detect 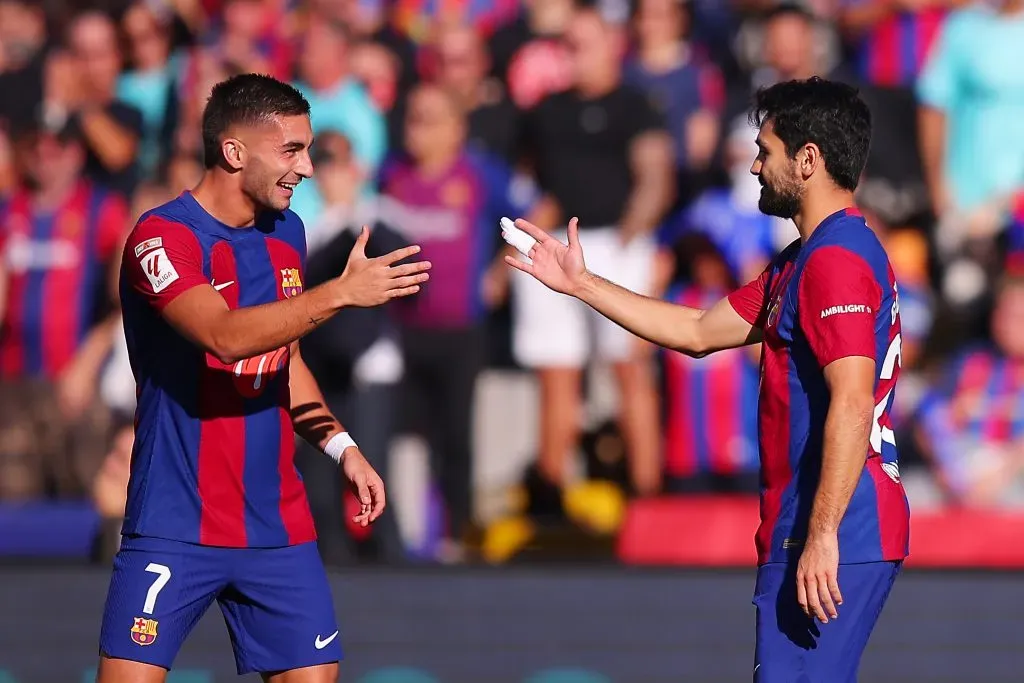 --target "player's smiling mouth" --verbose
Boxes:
[278,181,299,193]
